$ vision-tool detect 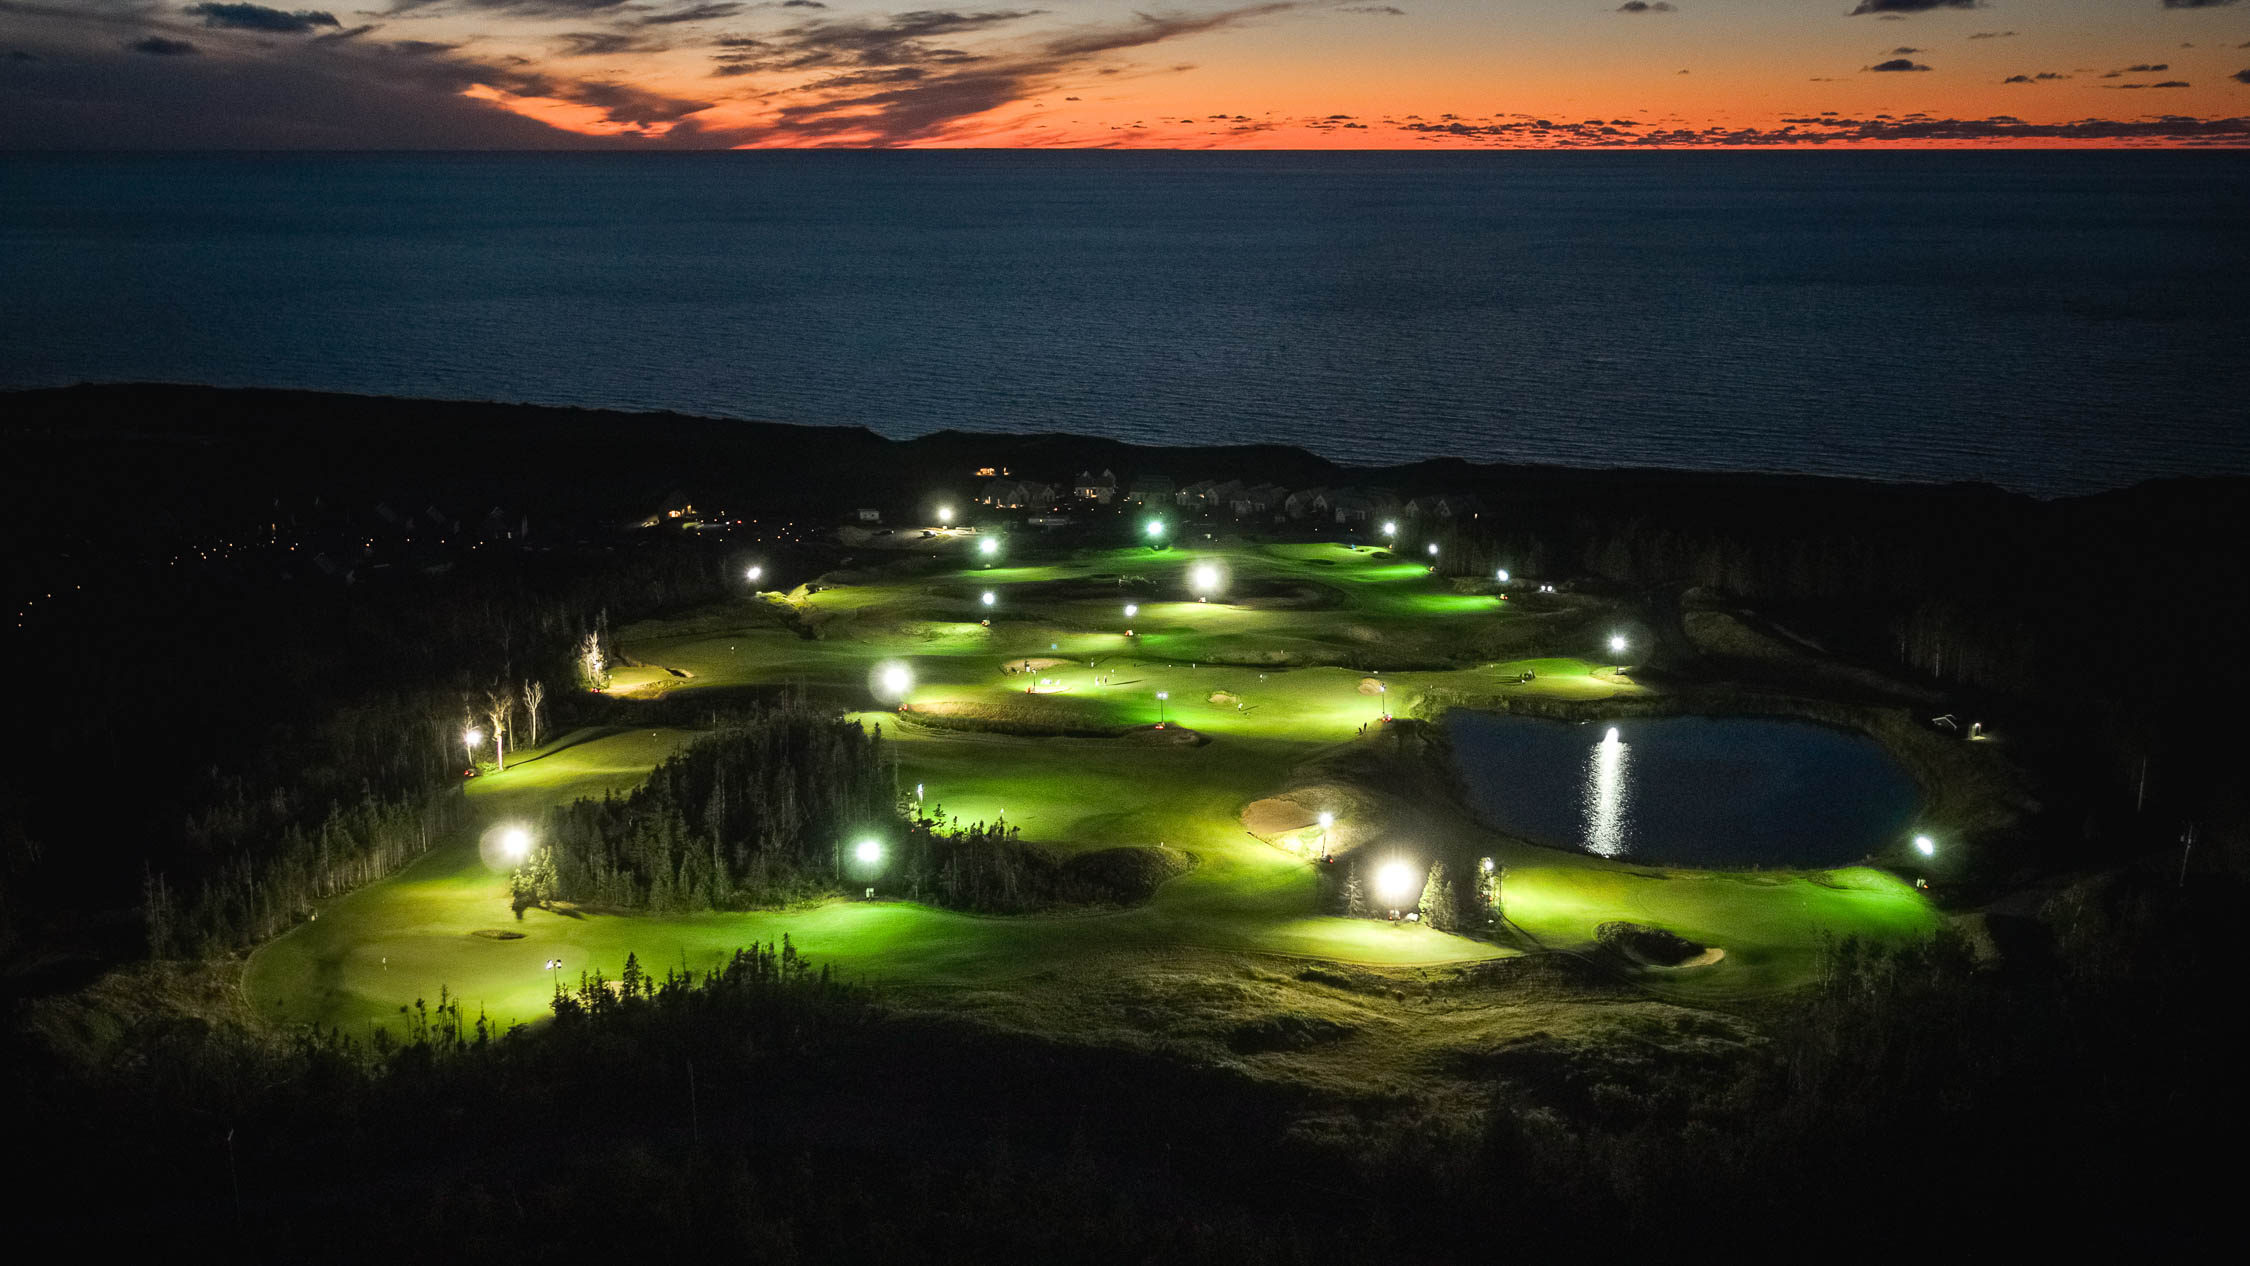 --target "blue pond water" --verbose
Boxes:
[1442,712,1922,869]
